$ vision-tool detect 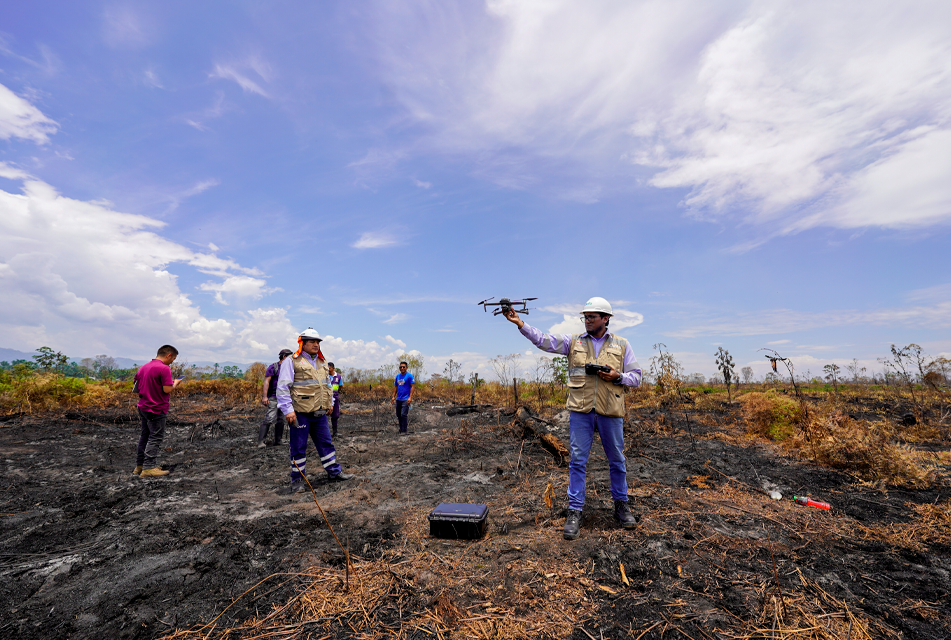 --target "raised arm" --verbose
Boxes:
[501,308,572,356]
